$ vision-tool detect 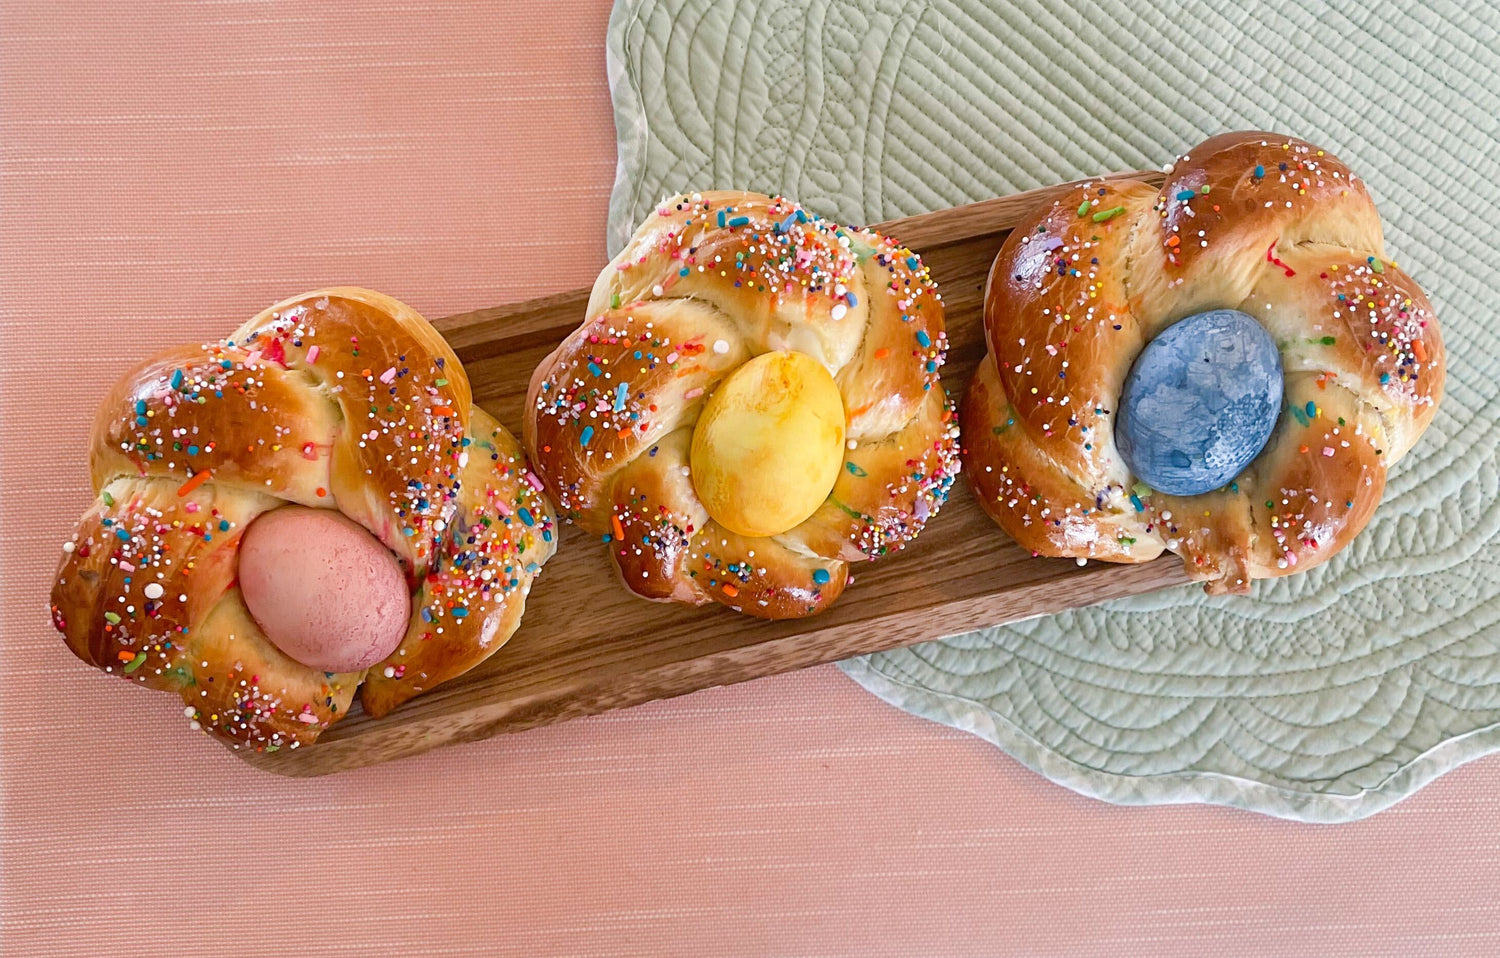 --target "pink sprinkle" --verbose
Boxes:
[684,387,705,400]
[1322,446,1336,457]
[1045,344,1058,356]
[306,345,320,364]
[184,501,200,513]
[524,471,544,492]
[118,562,136,573]
[380,367,397,384]
[245,350,262,365]
[494,499,514,516]
[295,712,320,725]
